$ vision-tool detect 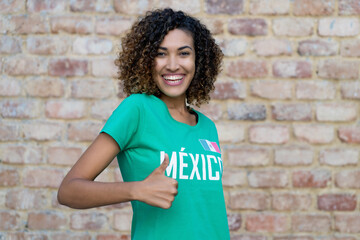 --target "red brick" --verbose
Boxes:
[228,213,242,231]
[249,0,289,15]
[0,99,39,119]
[45,100,86,119]
[51,16,93,34]
[0,124,20,141]
[341,81,360,99]
[6,189,46,210]
[71,212,108,230]
[318,60,359,80]
[1,145,42,164]
[294,125,334,144]
[335,214,360,233]
[205,0,243,15]
[47,146,82,166]
[338,126,360,143]
[339,0,360,15]
[272,103,312,121]
[91,100,120,120]
[228,103,266,121]
[253,38,292,56]
[51,233,92,240]
[274,237,314,240]
[200,18,225,35]
[232,235,267,240]
[298,39,338,56]
[0,0,25,13]
[114,0,152,14]
[5,232,49,240]
[229,18,267,36]
[68,122,102,142]
[229,191,270,210]
[246,214,289,232]
[91,58,117,77]
[218,38,247,57]
[71,79,113,99]
[319,18,360,36]
[249,125,289,144]
[27,36,69,55]
[226,60,268,78]
[22,122,62,141]
[228,146,270,167]
[9,15,48,34]
[5,56,47,76]
[27,0,67,13]
[293,169,331,188]
[215,122,245,143]
[293,0,335,15]
[0,36,21,54]
[153,0,201,15]
[73,37,113,55]
[273,60,312,78]
[222,168,247,187]
[318,194,356,211]
[97,235,130,240]
[292,214,331,232]
[335,170,360,188]
[96,16,134,36]
[275,146,313,166]
[212,80,246,99]
[251,80,292,100]
[25,77,64,97]
[341,39,360,57]
[273,18,314,36]
[70,0,112,12]
[28,211,67,230]
[49,59,88,77]
[320,149,358,166]
[272,193,312,211]
[248,170,288,188]
[0,211,20,230]
[316,103,357,122]
[113,210,132,231]
[296,81,336,100]
[0,168,19,187]
[23,168,64,188]
[0,78,19,97]
[194,102,223,121]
